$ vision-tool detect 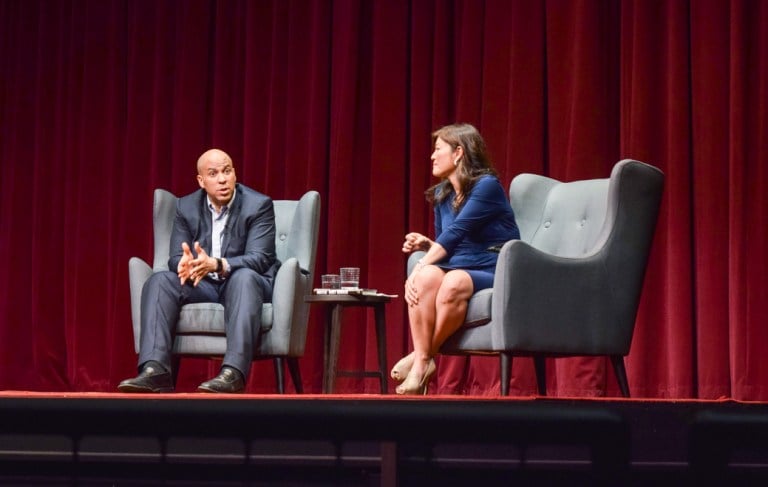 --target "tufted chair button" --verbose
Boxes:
[543,221,551,228]
[581,219,586,227]
[279,234,287,241]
